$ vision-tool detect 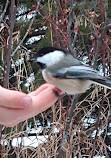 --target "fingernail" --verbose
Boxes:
[23,96,32,107]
